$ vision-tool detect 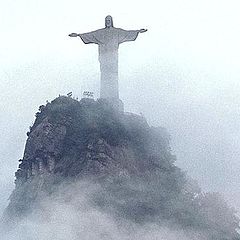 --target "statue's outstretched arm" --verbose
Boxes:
[118,28,147,44]
[69,30,100,44]
[139,29,147,33]
[69,33,79,37]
